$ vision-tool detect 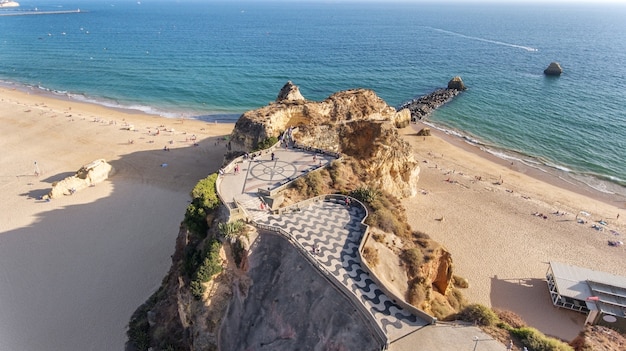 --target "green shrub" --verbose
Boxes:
[350,187,379,204]
[188,239,222,300]
[183,202,209,237]
[183,247,202,277]
[218,220,246,243]
[511,327,573,351]
[191,173,219,210]
[190,280,205,299]
[255,136,279,151]
[184,173,220,237]
[195,240,222,282]
[458,304,499,326]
